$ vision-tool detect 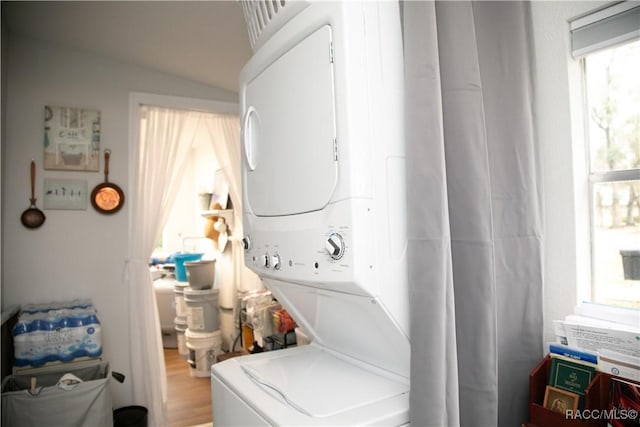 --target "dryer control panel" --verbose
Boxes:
[242,198,377,298]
